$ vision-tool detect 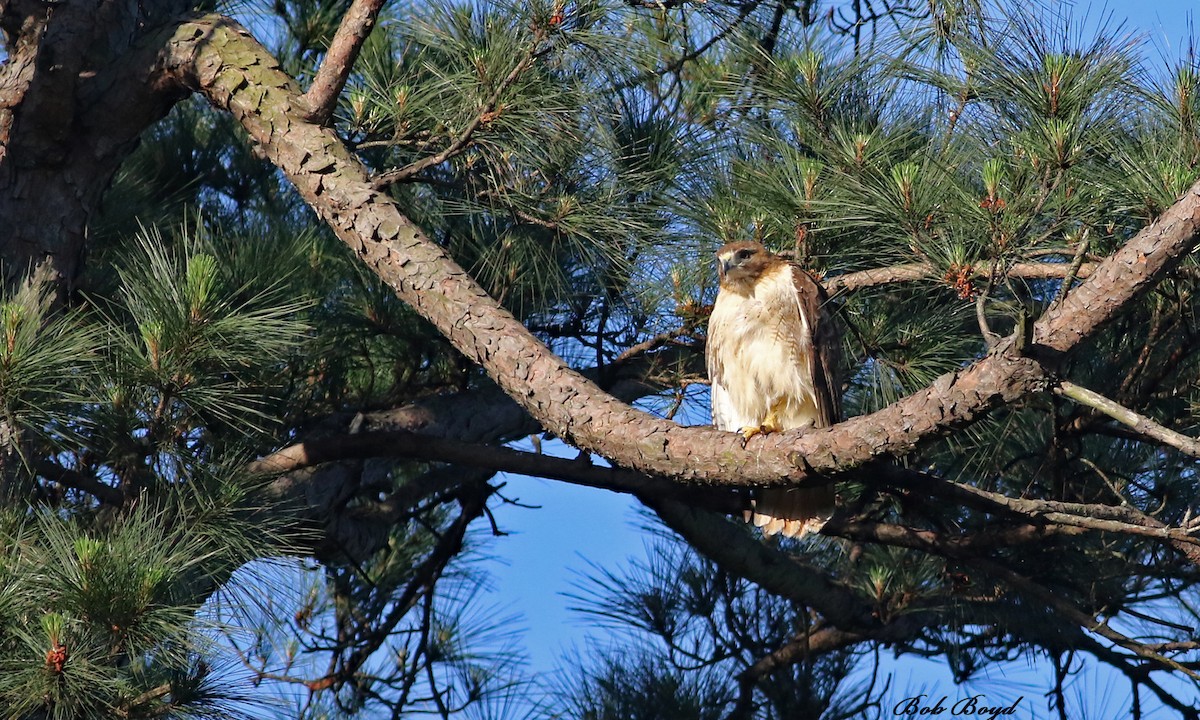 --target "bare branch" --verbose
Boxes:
[728,626,868,720]
[614,0,765,92]
[975,557,1200,679]
[880,466,1200,565]
[1051,229,1092,306]
[298,0,387,124]
[336,487,489,688]
[613,326,699,364]
[1055,379,1200,459]
[824,516,1084,553]
[251,428,740,513]
[1068,631,1200,719]
[37,460,123,506]
[826,259,1098,294]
